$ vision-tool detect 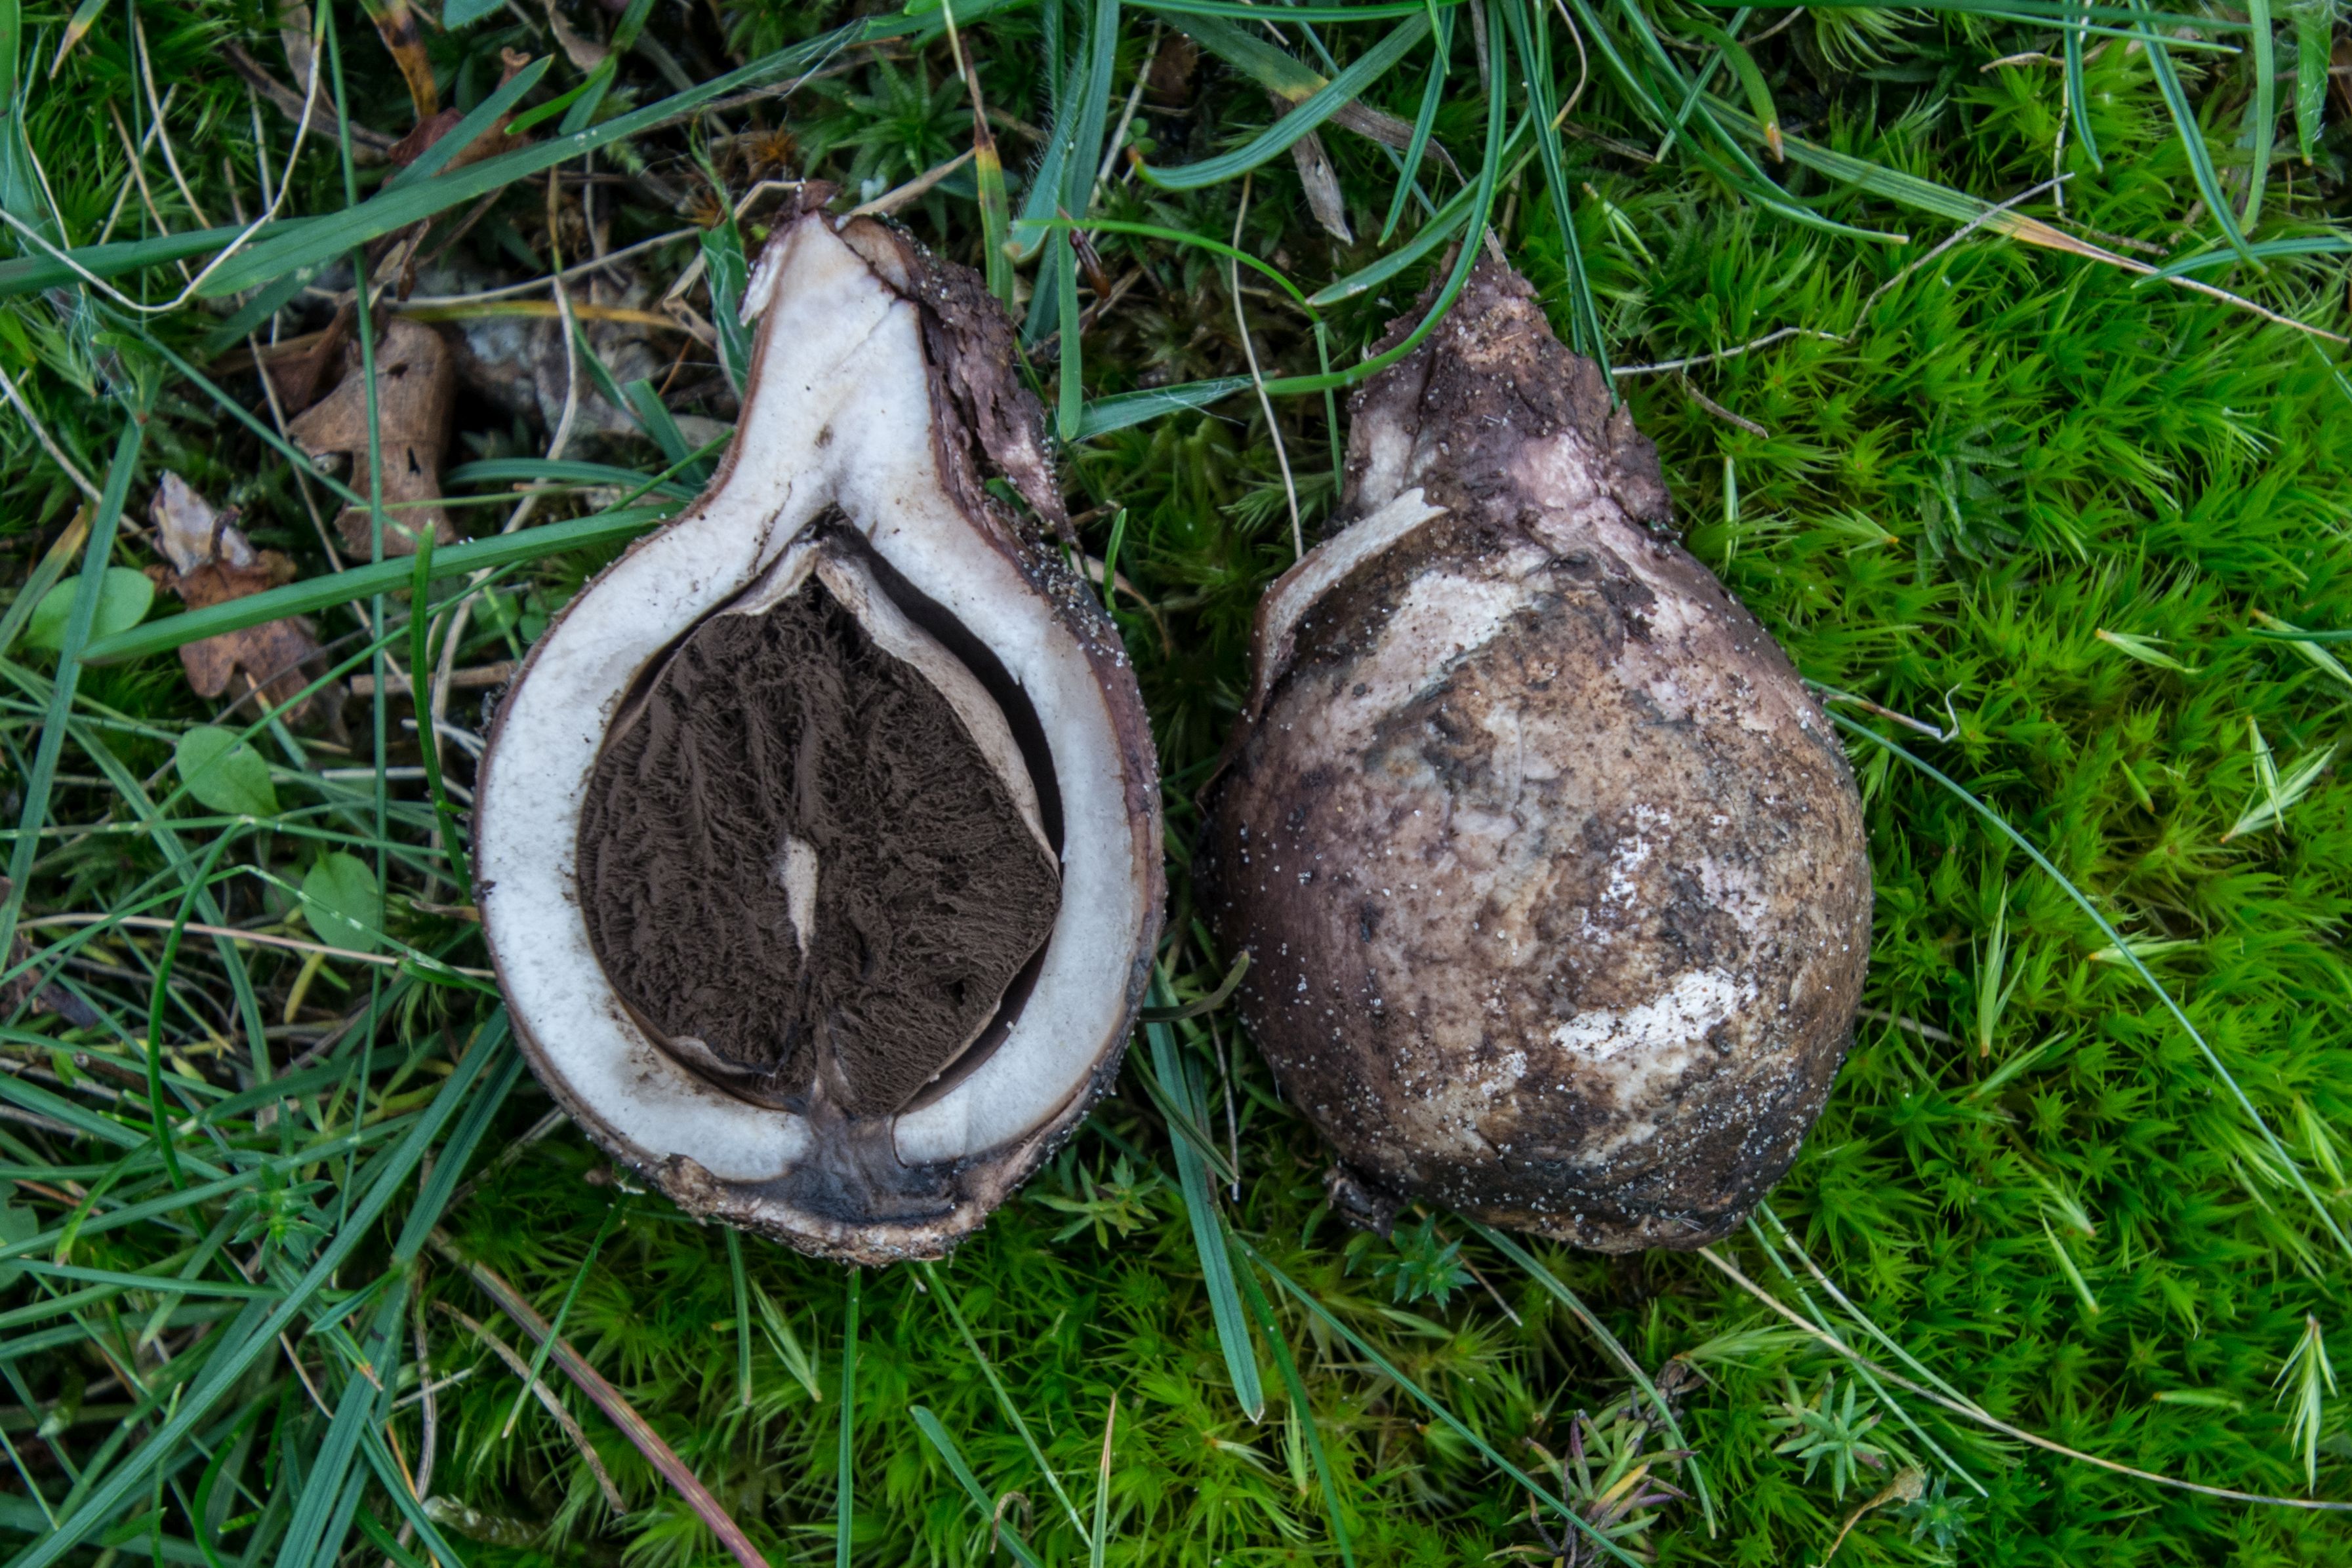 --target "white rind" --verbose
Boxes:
[476,218,1150,1212]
